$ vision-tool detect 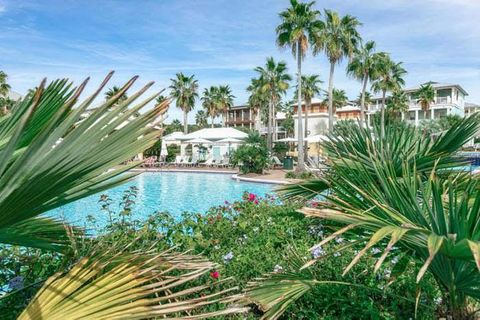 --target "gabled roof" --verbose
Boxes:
[180,127,248,141]
[163,131,185,141]
[403,81,468,96]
